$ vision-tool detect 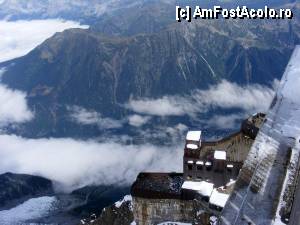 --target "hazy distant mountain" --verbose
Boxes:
[1,2,299,140]
[0,0,147,21]
[0,0,297,22]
